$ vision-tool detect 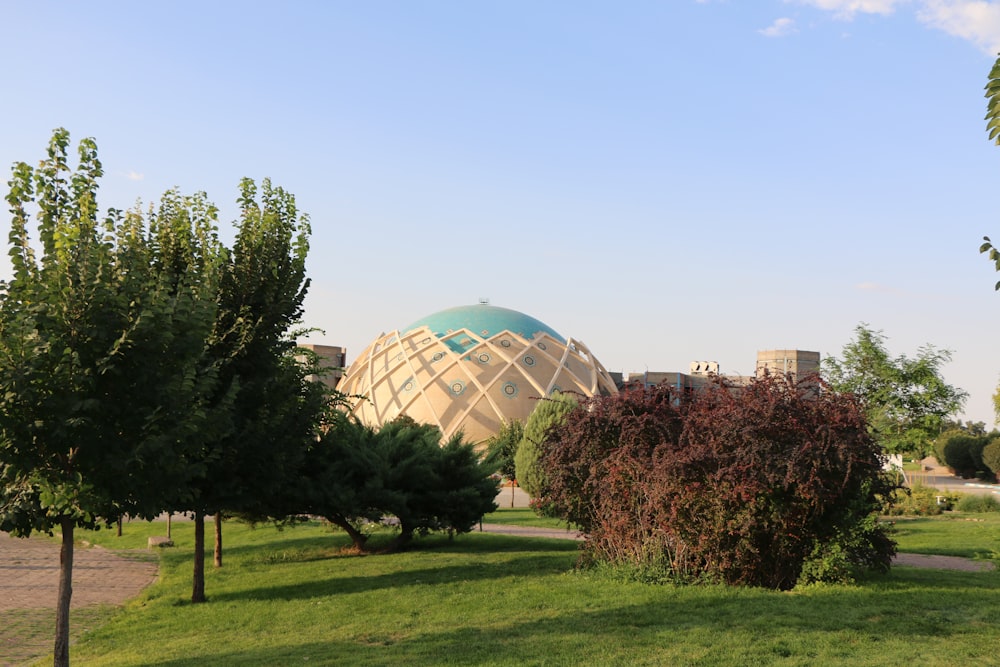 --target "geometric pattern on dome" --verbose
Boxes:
[338,304,618,445]
[403,304,563,343]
